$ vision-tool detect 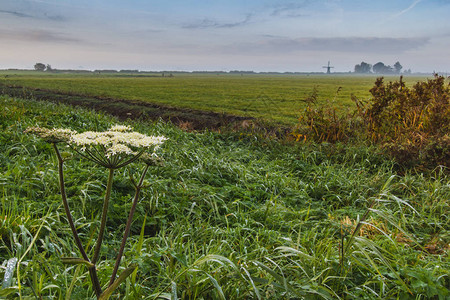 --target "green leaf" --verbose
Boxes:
[61,257,94,268]
[192,254,238,272]
[241,266,261,300]
[171,281,178,300]
[199,271,226,300]
[354,236,412,295]
[254,260,299,296]
[187,269,226,300]
[148,292,171,299]
[275,246,314,260]
[41,284,60,292]
[99,265,137,300]
[0,286,18,297]
[2,258,17,289]
[132,214,147,285]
